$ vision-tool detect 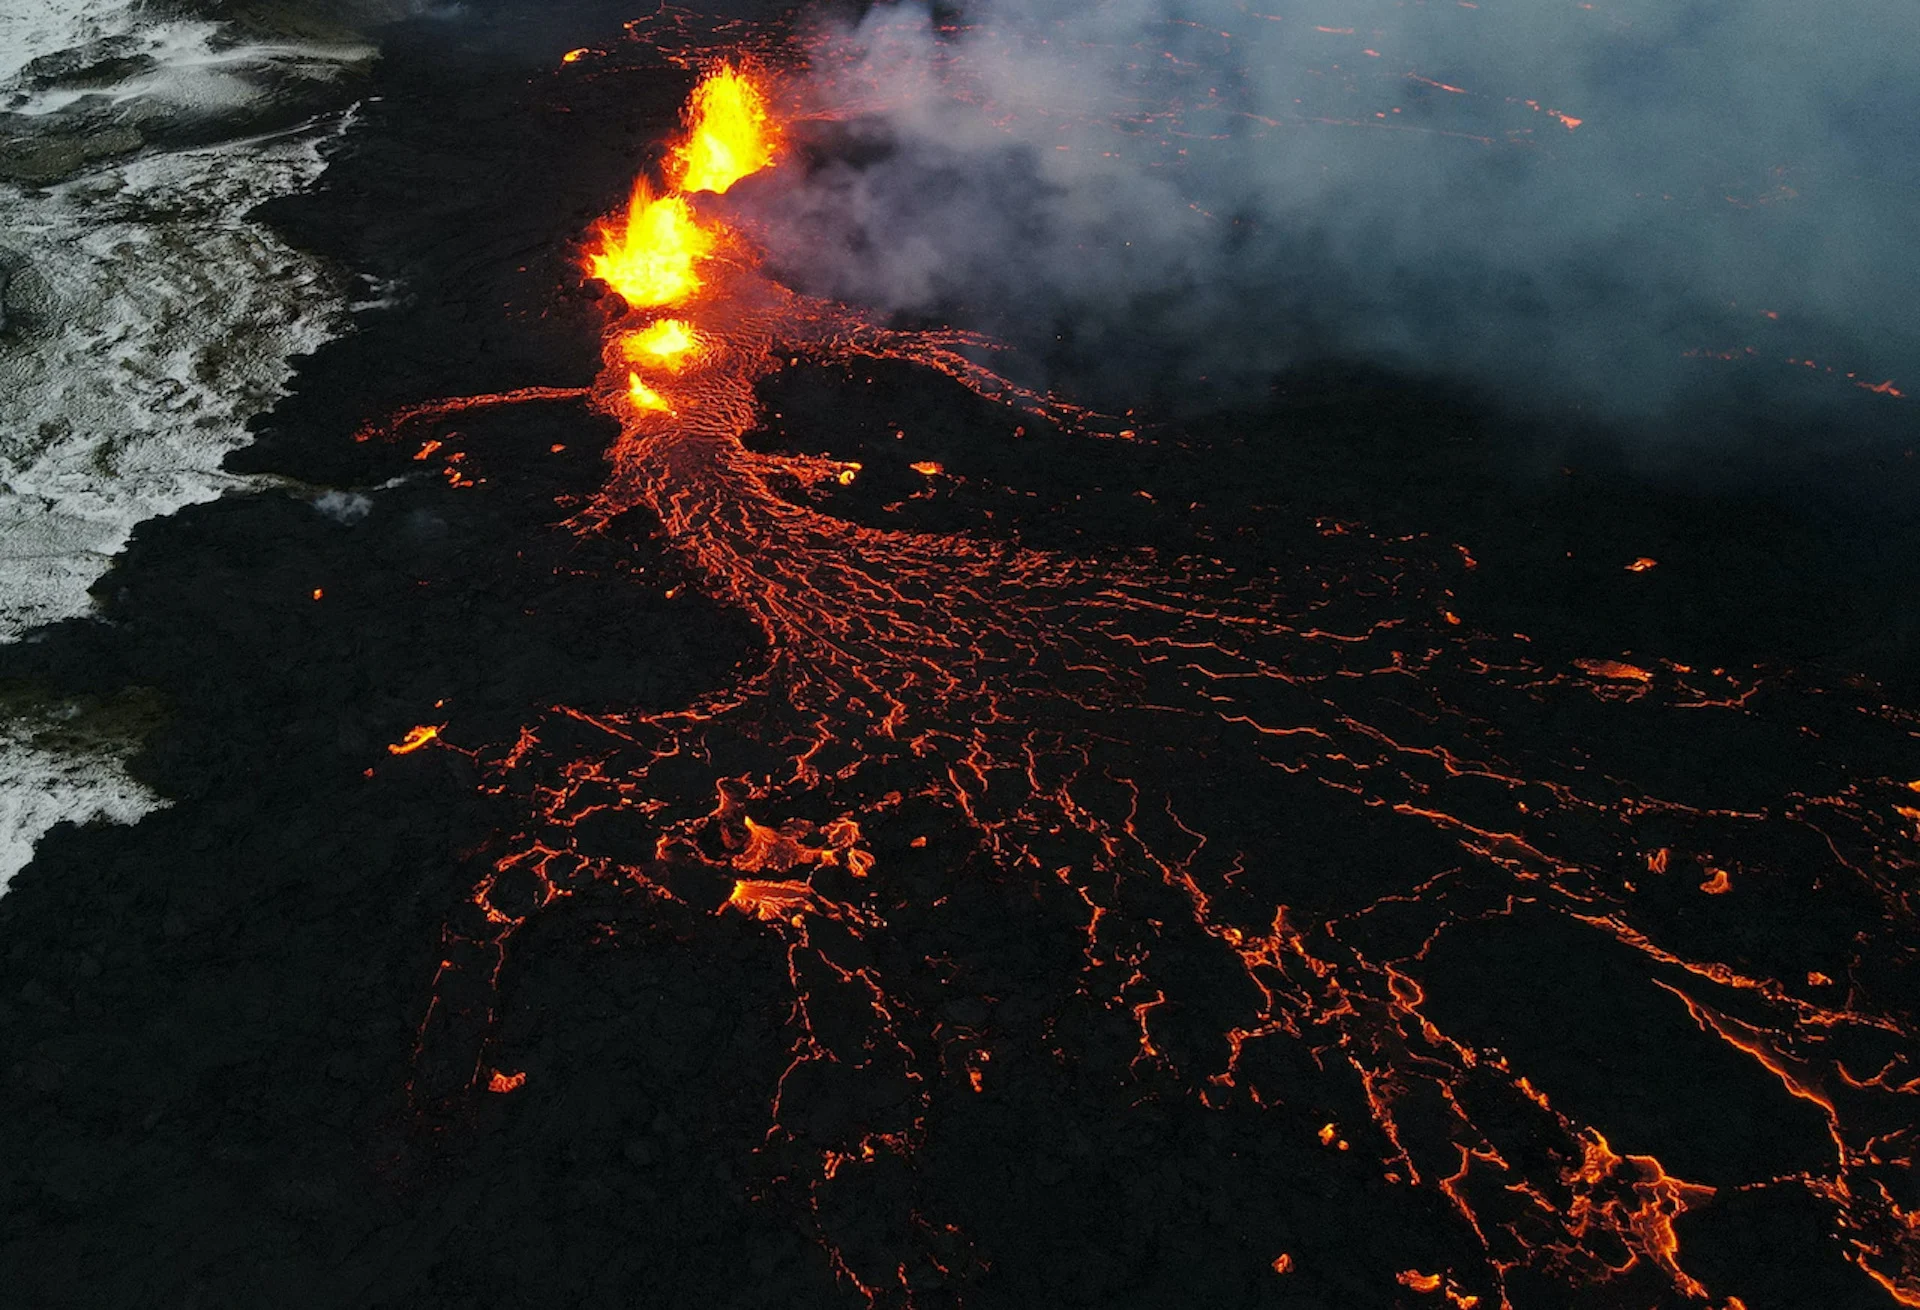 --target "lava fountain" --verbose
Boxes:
[668,63,780,195]
[363,54,1920,1310]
